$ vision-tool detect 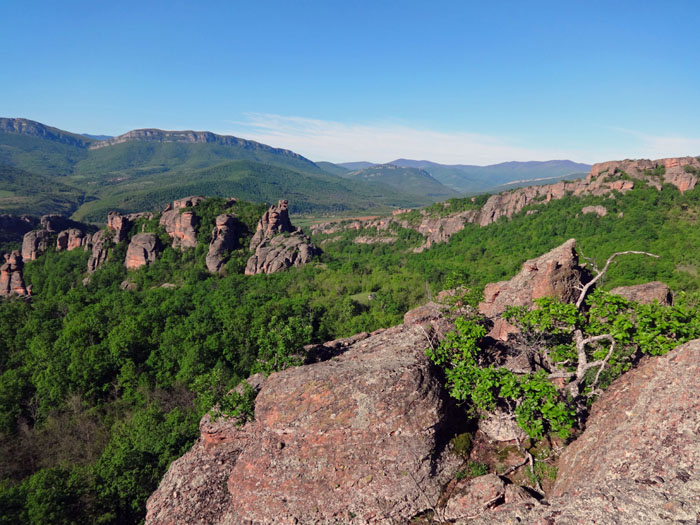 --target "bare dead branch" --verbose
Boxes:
[575,251,660,309]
